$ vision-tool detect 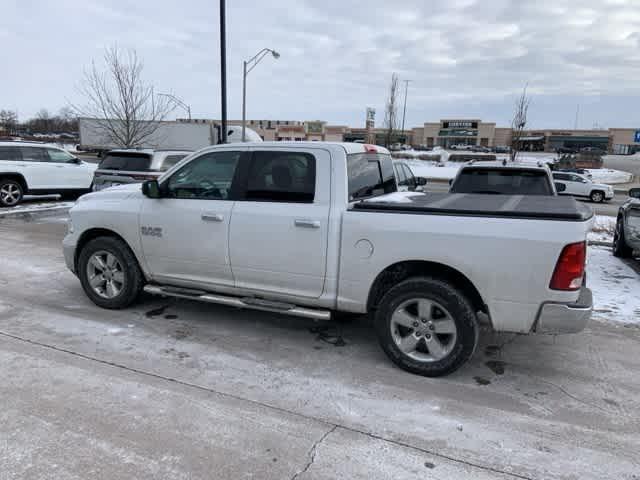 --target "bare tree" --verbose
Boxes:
[73,45,176,148]
[510,84,531,162]
[383,73,399,148]
[0,110,18,136]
